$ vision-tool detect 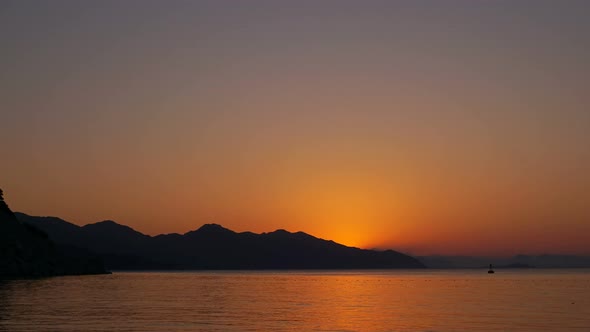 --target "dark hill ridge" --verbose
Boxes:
[0,190,108,278]
[16,213,425,270]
